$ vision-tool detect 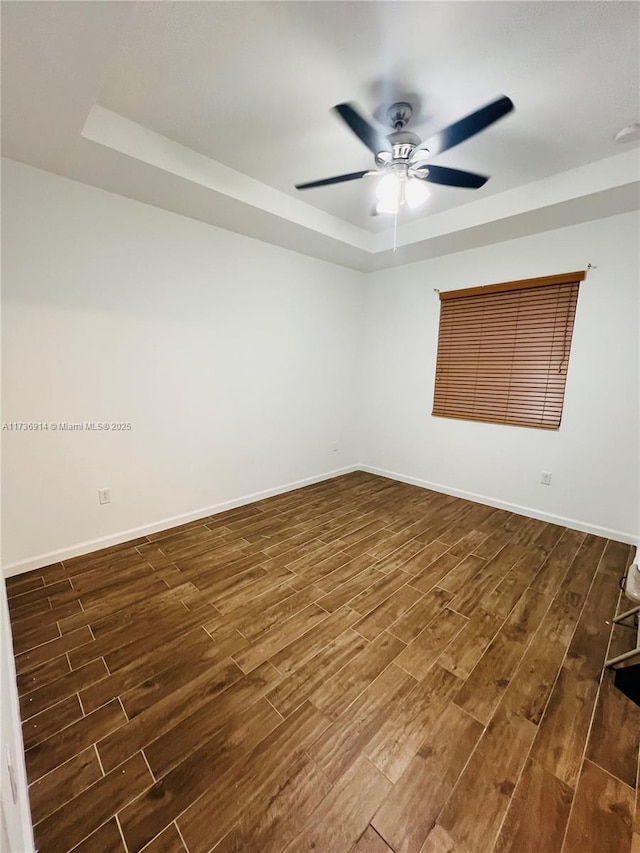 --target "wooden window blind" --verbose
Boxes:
[432,271,585,429]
